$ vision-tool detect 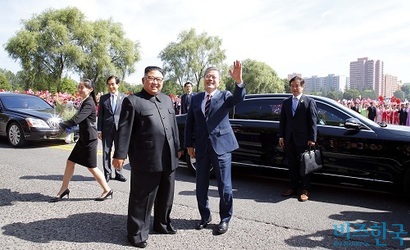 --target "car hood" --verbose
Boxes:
[10,108,61,120]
